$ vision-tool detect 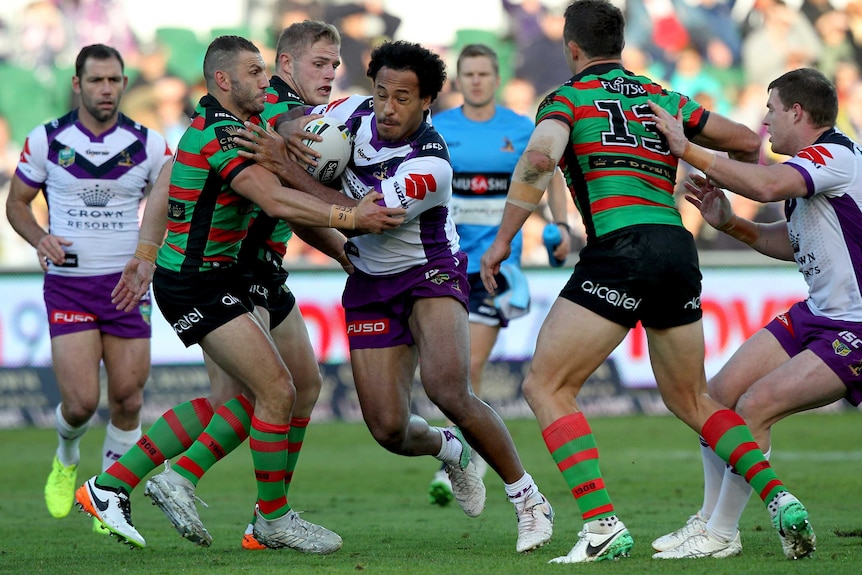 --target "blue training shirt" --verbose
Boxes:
[434,105,534,273]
